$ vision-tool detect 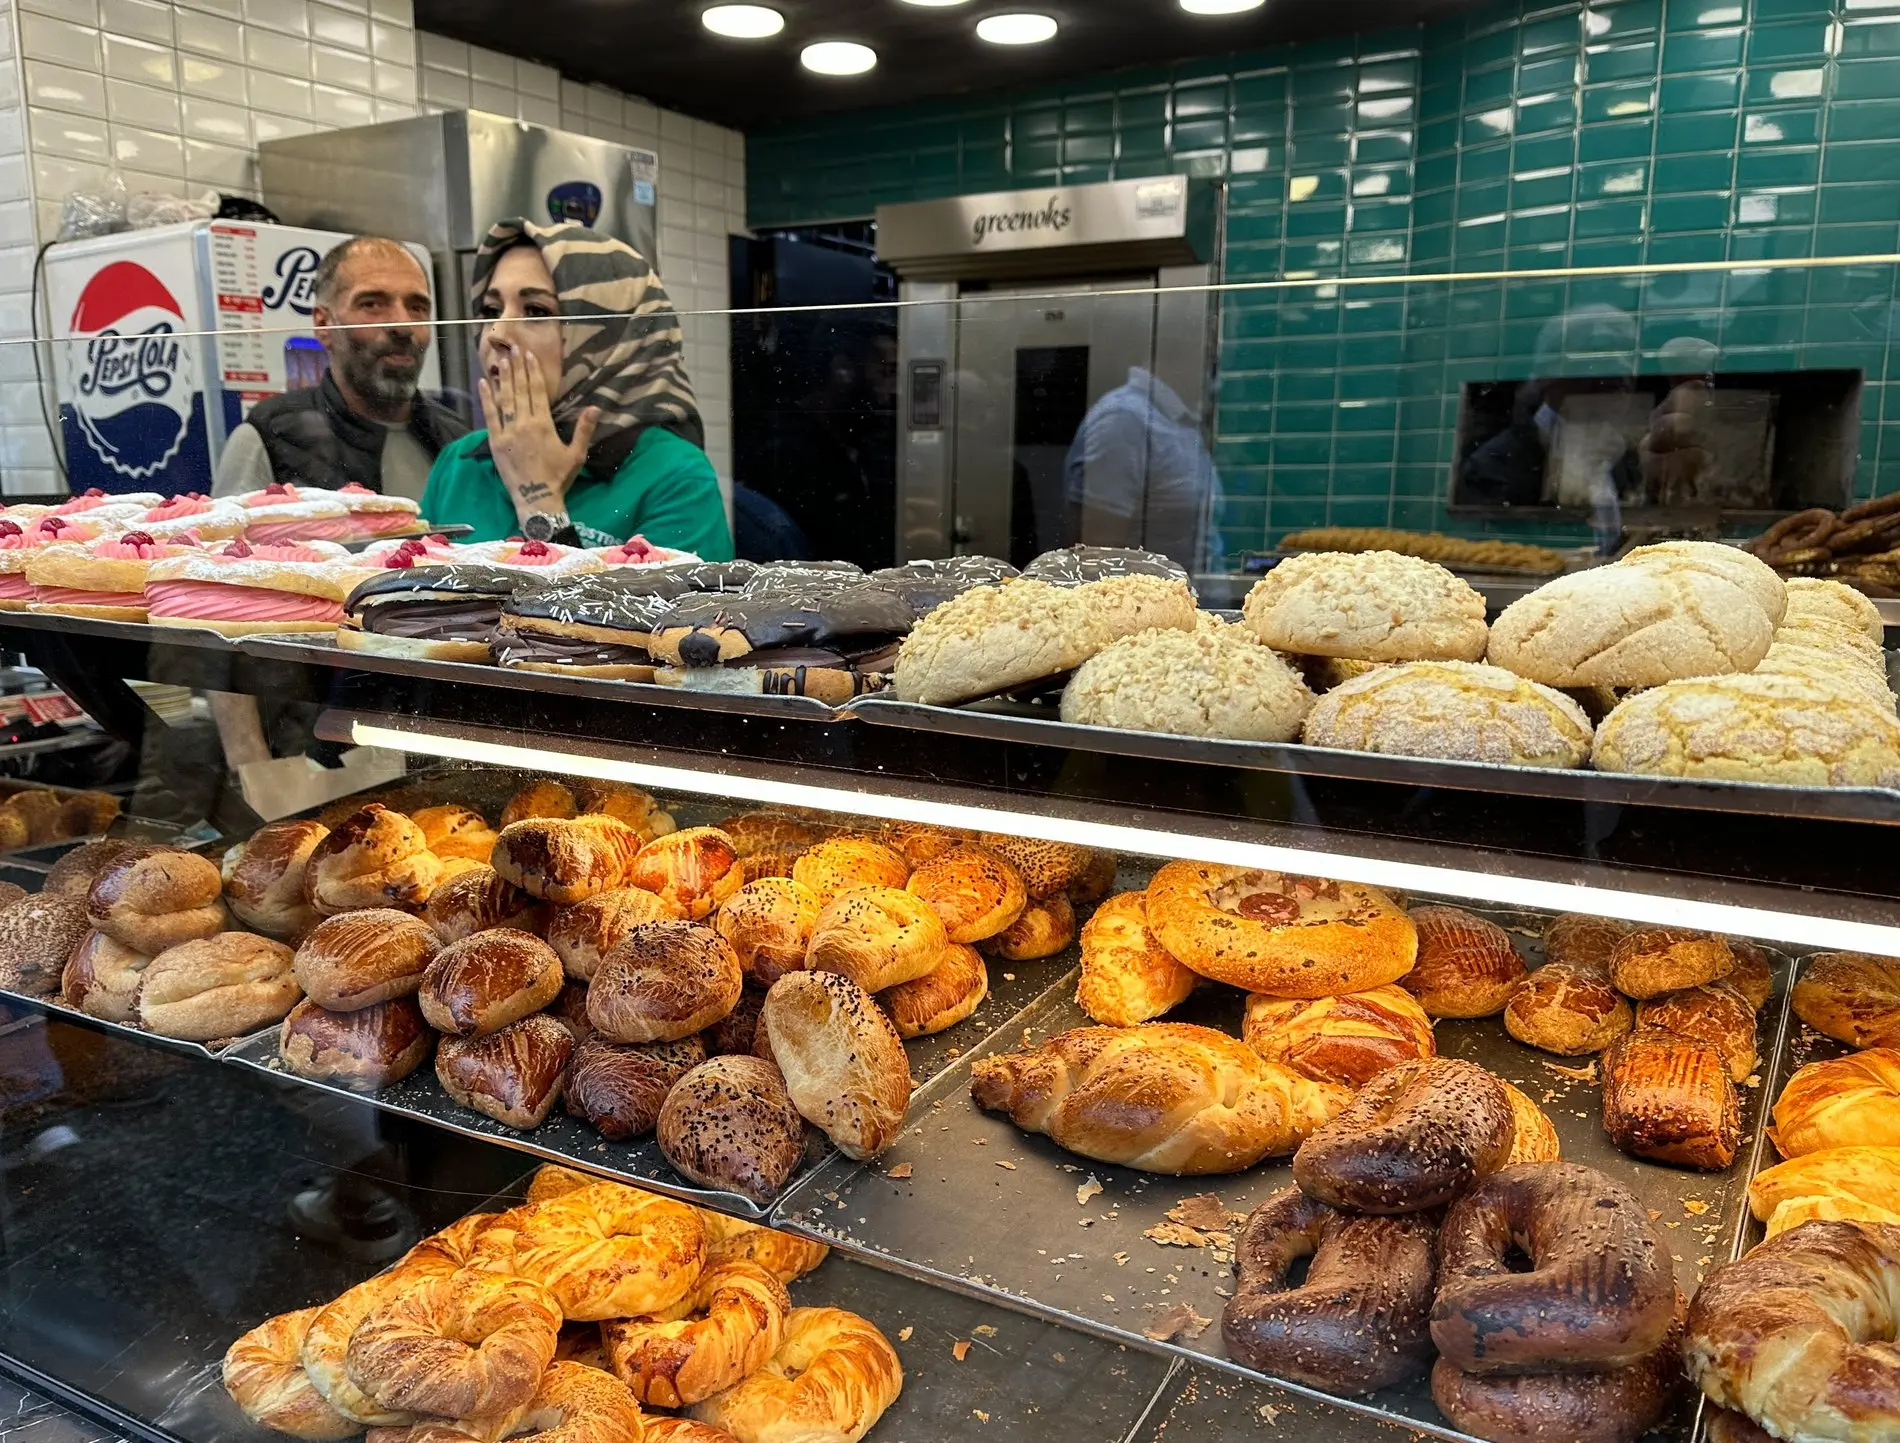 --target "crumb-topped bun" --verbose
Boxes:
[1754,640,1895,712]
[1774,614,1889,675]
[28,532,202,620]
[1783,577,1885,645]
[340,564,529,662]
[1243,551,1488,662]
[146,539,371,635]
[1302,660,1594,768]
[1620,540,1787,625]
[1593,671,1900,787]
[1062,619,1314,742]
[894,575,1195,706]
[1488,556,1775,687]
